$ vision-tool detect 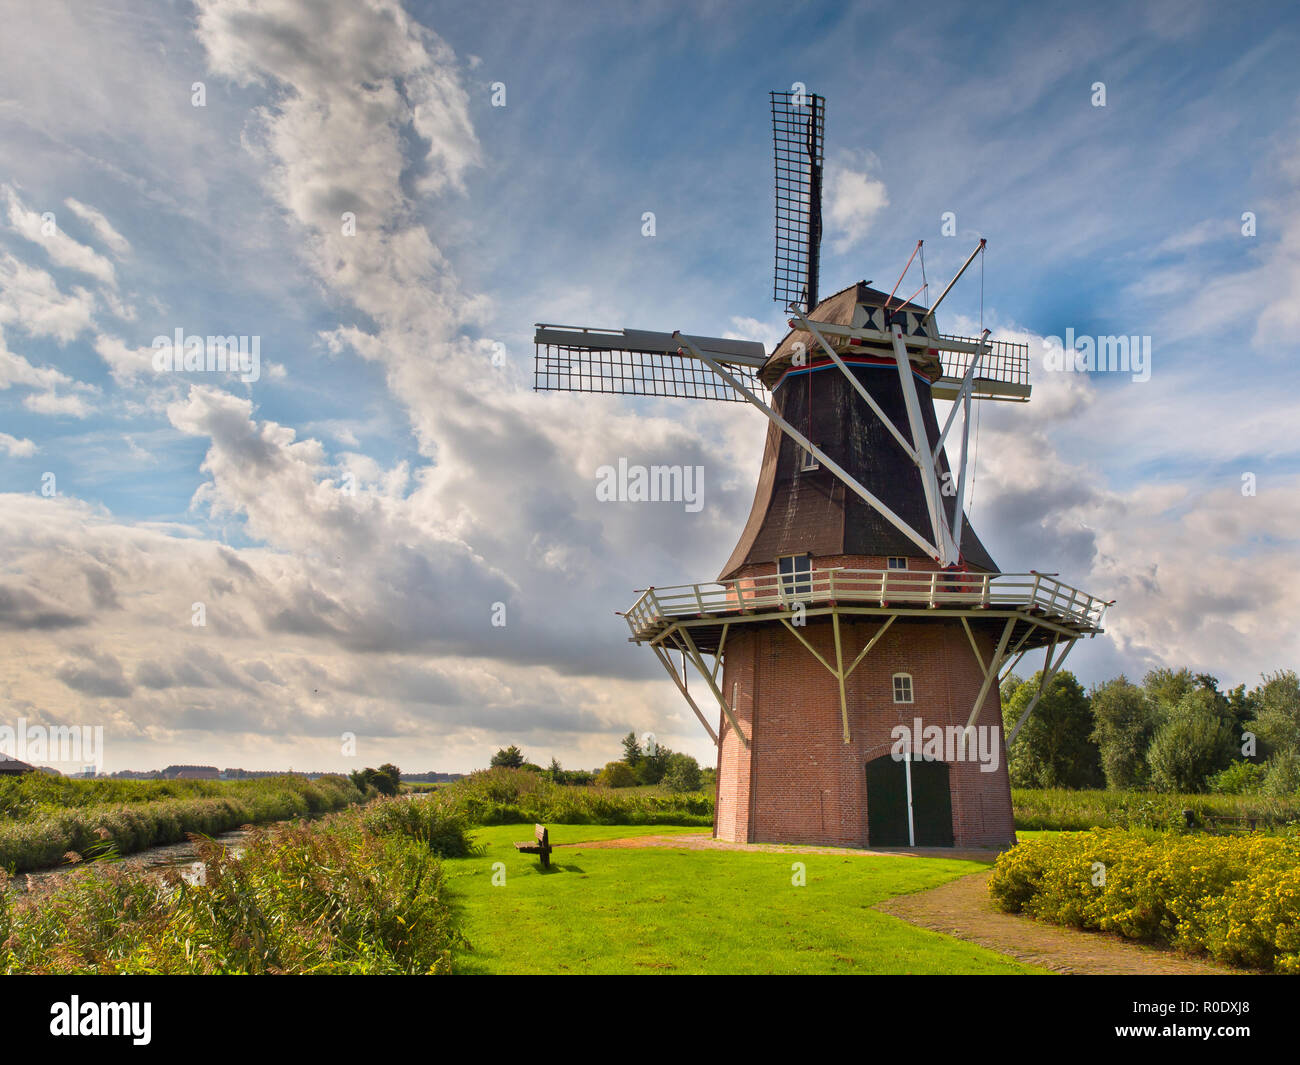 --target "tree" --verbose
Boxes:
[1250,670,1300,760]
[596,761,636,788]
[1003,671,1103,789]
[1089,675,1158,789]
[1147,690,1237,793]
[1142,667,1196,714]
[635,742,673,785]
[621,732,643,767]
[490,745,525,769]
[661,752,702,792]
[350,764,400,796]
